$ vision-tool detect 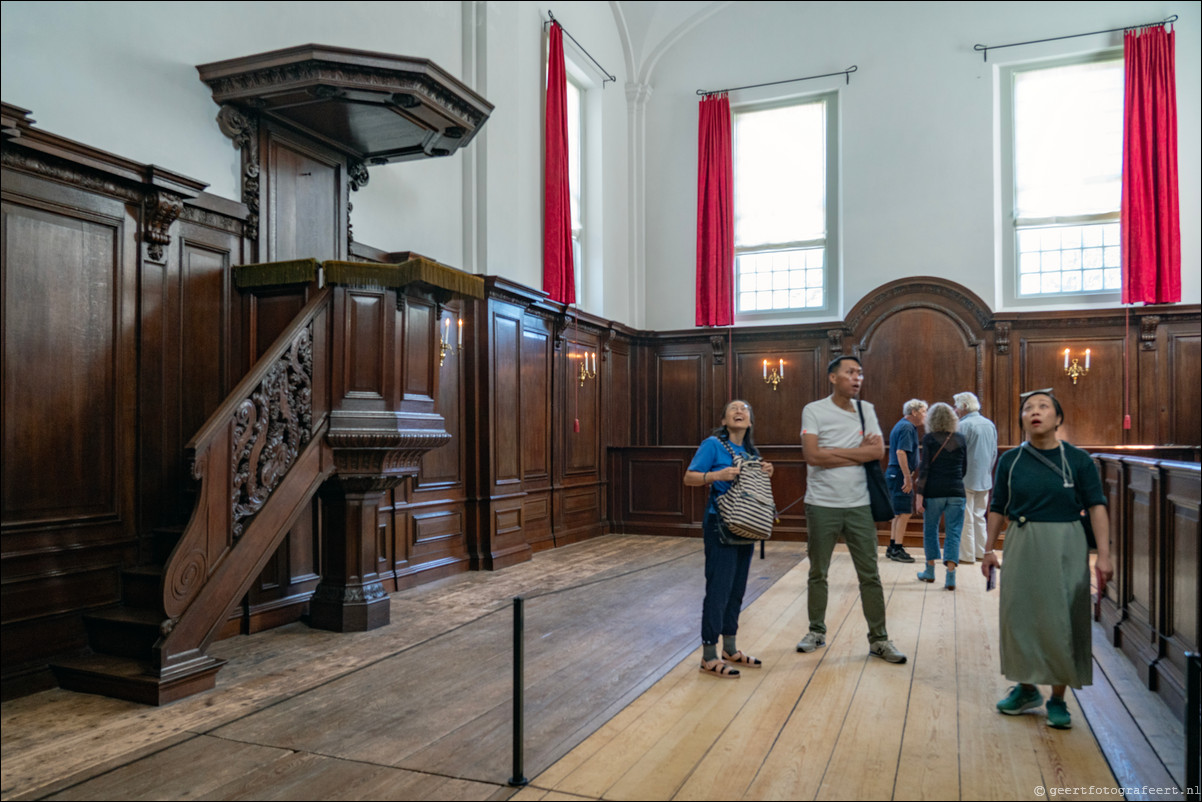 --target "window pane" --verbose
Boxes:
[734,246,825,311]
[734,102,825,246]
[1014,59,1122,219]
